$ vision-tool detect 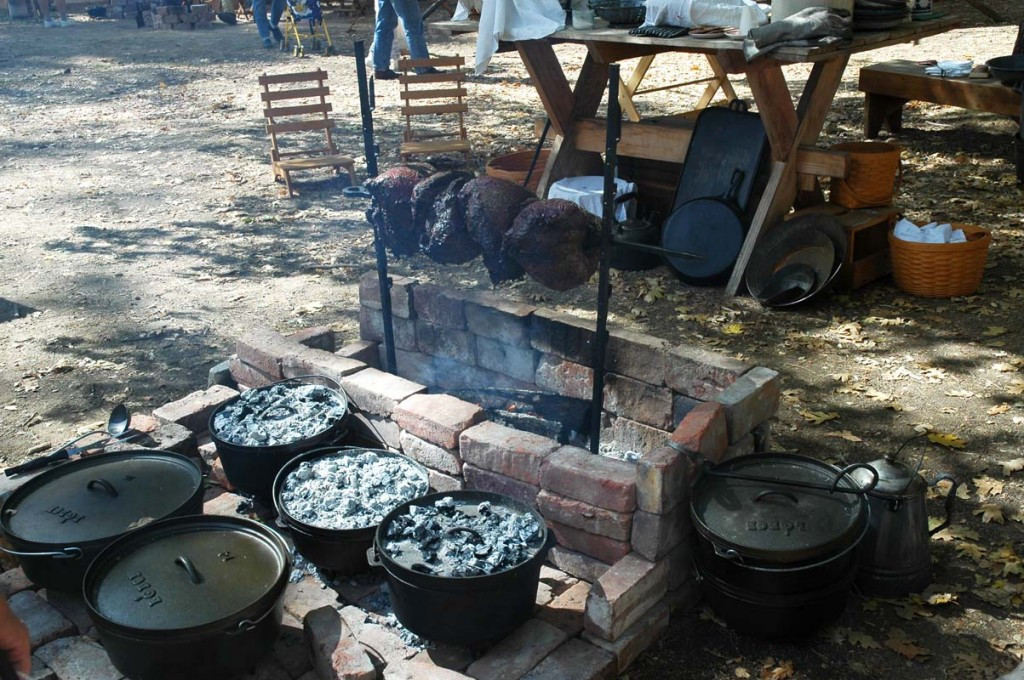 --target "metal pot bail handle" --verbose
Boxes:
[86,478,118,497]
[0,545,83,560]
[281,374,342,392]
[174,555,204,584]
[929,474,959,536]
[445,526,490,557]
[366,546,382,568]
[228,606,275,636]
[712,543,744,564]
[753,489,799,505]
[830,463,879,495]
